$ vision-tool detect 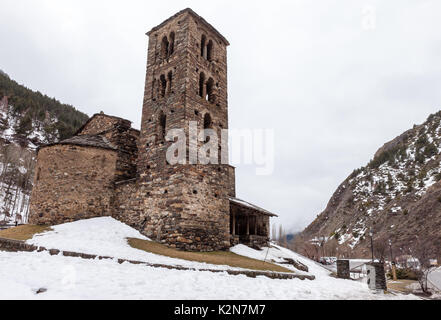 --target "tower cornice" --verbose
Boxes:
[146,8,230,46]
